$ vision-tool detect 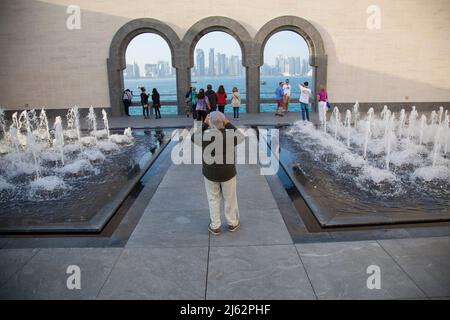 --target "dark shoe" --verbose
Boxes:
[208,225,221,236]
[228,222,240,232]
